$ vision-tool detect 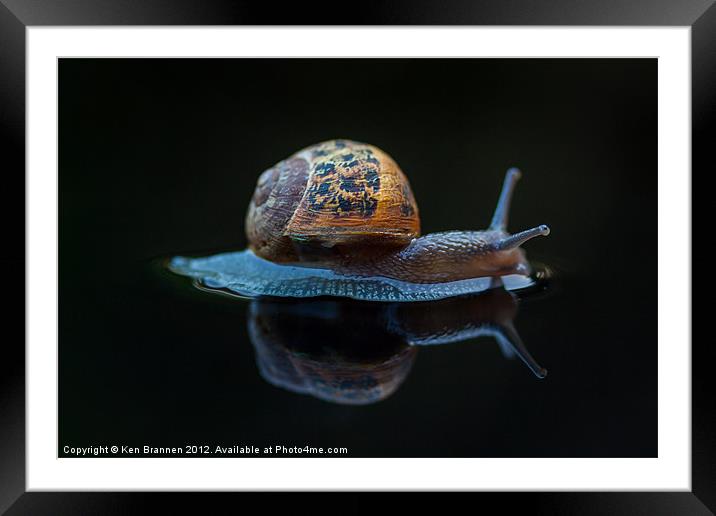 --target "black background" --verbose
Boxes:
[58,58,656,458]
